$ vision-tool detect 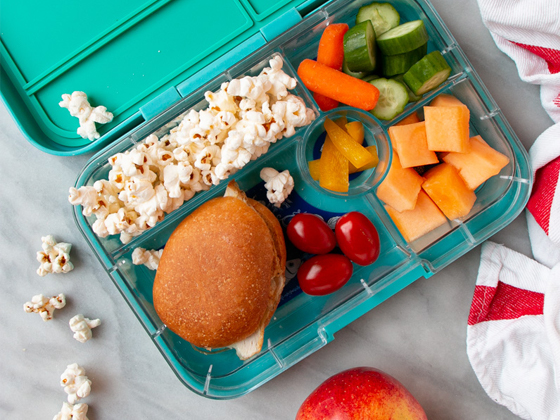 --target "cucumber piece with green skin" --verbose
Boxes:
[356,3,400,37]
[376,20,429,55]
[381,43,427,77]
[343,59,369,79]
[392,74,422,102]
[403,51,451,95]
[362,74,380,83]
[369,78,409,120]
[344,20,376,72]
